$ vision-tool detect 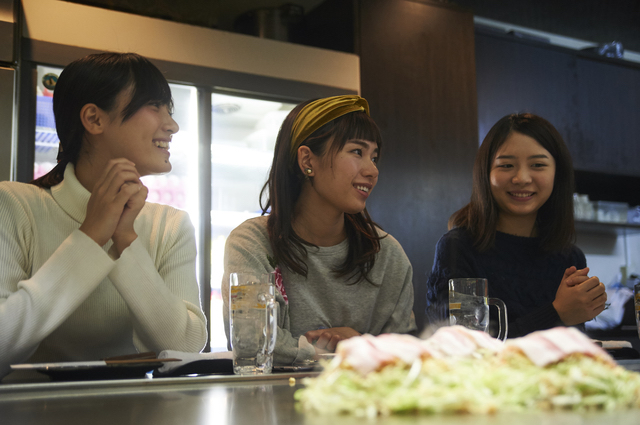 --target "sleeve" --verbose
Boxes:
[380,256,417,335]
[507,303,564,338]
[222,221,314,365]
[425,230,478,327]
[503,246,587,338]
[107,210,207,353]
[0,189,115,377]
